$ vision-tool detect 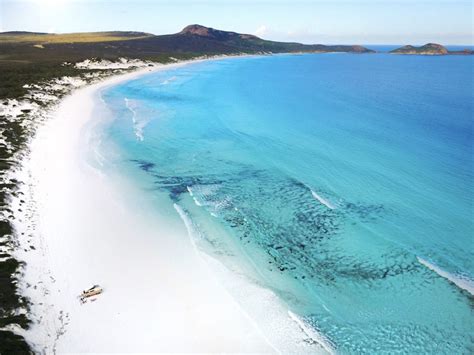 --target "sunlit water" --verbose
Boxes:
[99,54,473,353]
